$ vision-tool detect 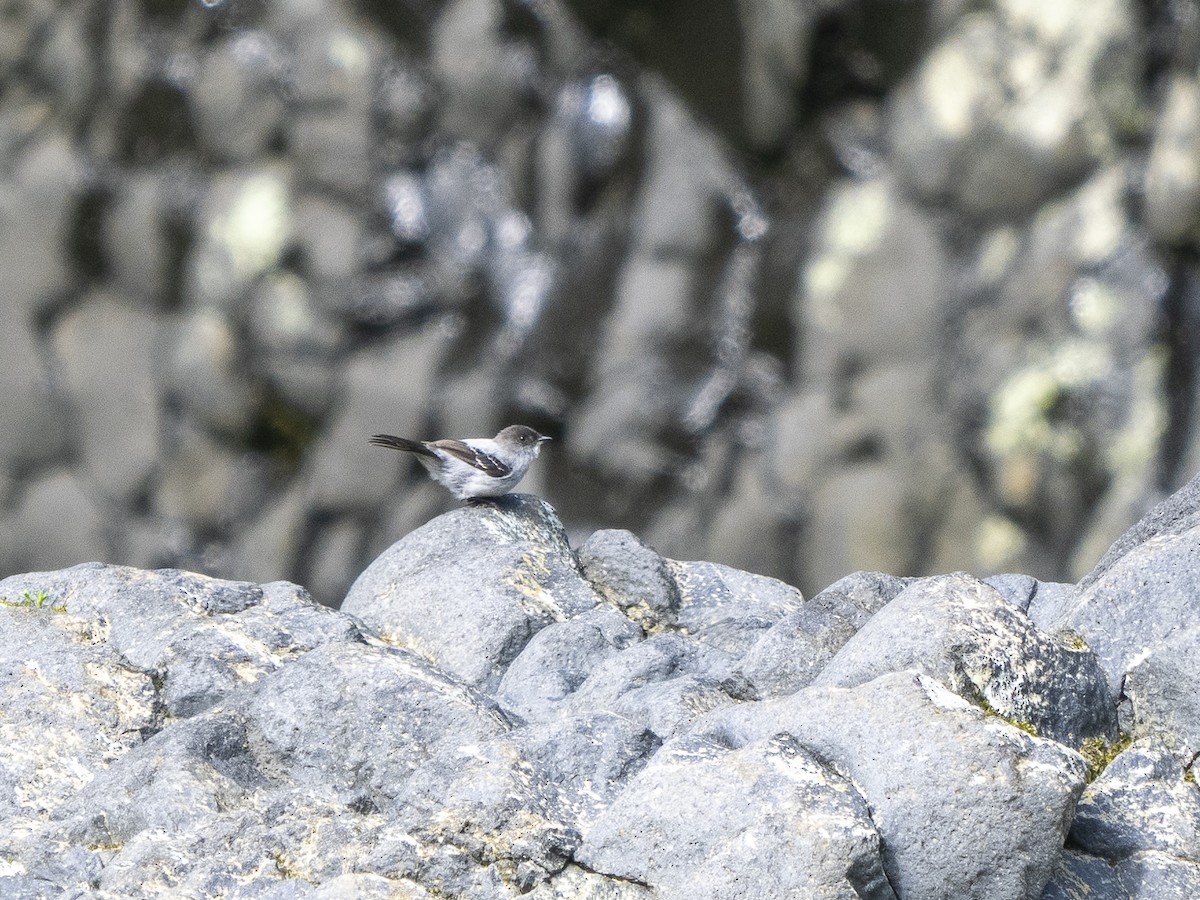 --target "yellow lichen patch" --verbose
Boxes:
[1079,732,1133,782]
[503,549,572,621]
[1054,630,1090,651]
